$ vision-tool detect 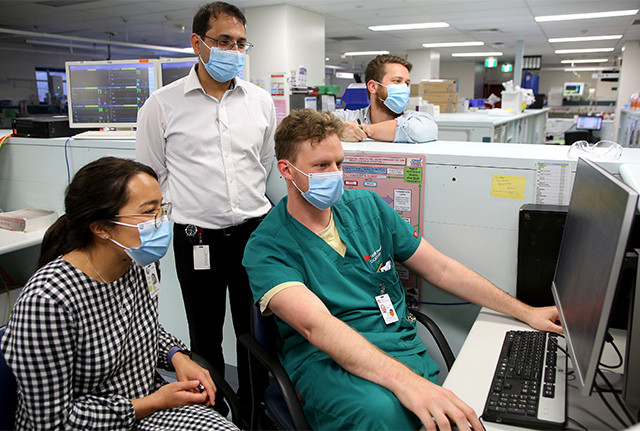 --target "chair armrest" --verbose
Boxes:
[191,352,241,425]
[238,333,311,431]
[412,310,456,371]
